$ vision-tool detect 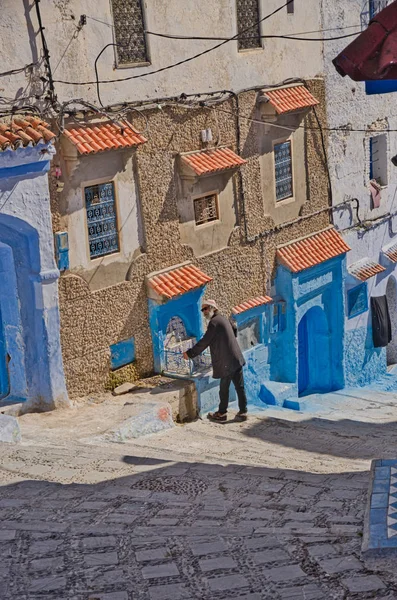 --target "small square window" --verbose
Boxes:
[194,194,219,226]
[236,0,262,51]
[274,141,293,201]
[287,0,294,13]
[347,283,368,318]
[85,182,119,259]
[369,134,388,186]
